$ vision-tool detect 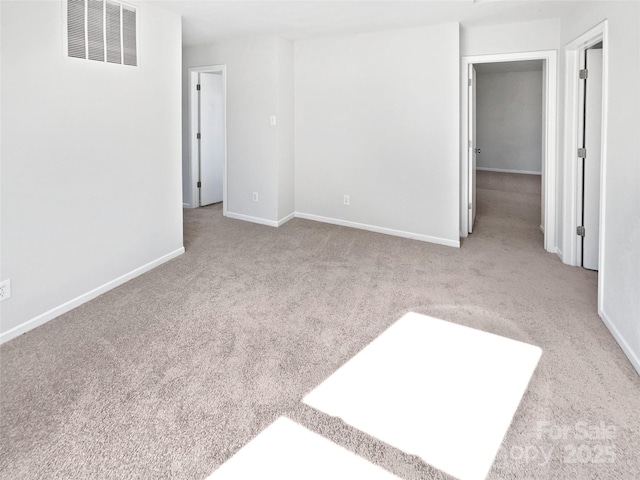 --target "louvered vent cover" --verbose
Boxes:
[105,1,121,63]
[67,0,86,59]
[87,0,104,61]
[122,6,137,66]
[67,0,137,66]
